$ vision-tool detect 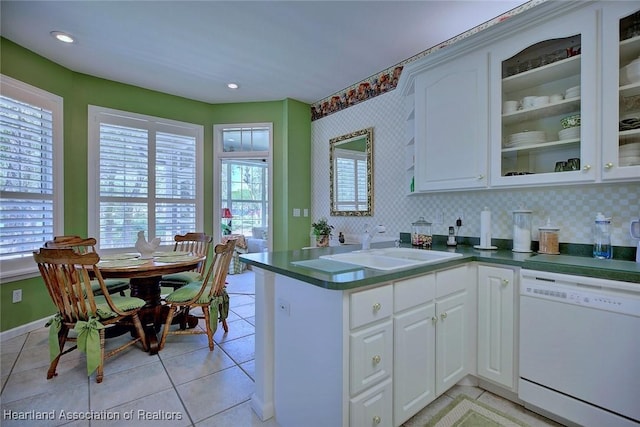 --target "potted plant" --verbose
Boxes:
[311,217,334,247]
